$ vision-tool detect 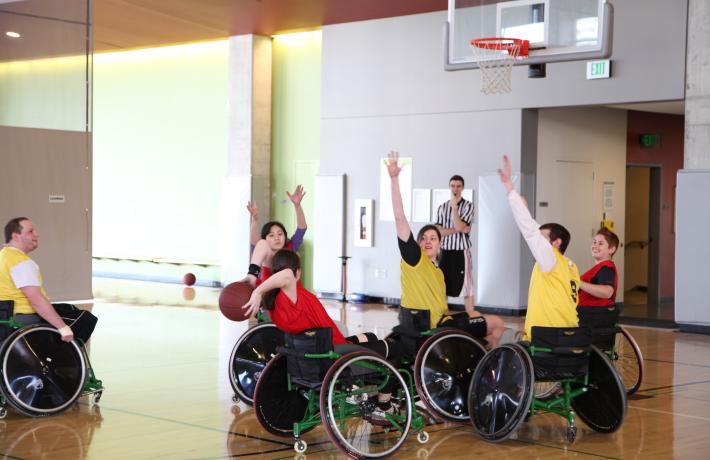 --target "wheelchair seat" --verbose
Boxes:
[577,305,620,351]
[529,326,592,381]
